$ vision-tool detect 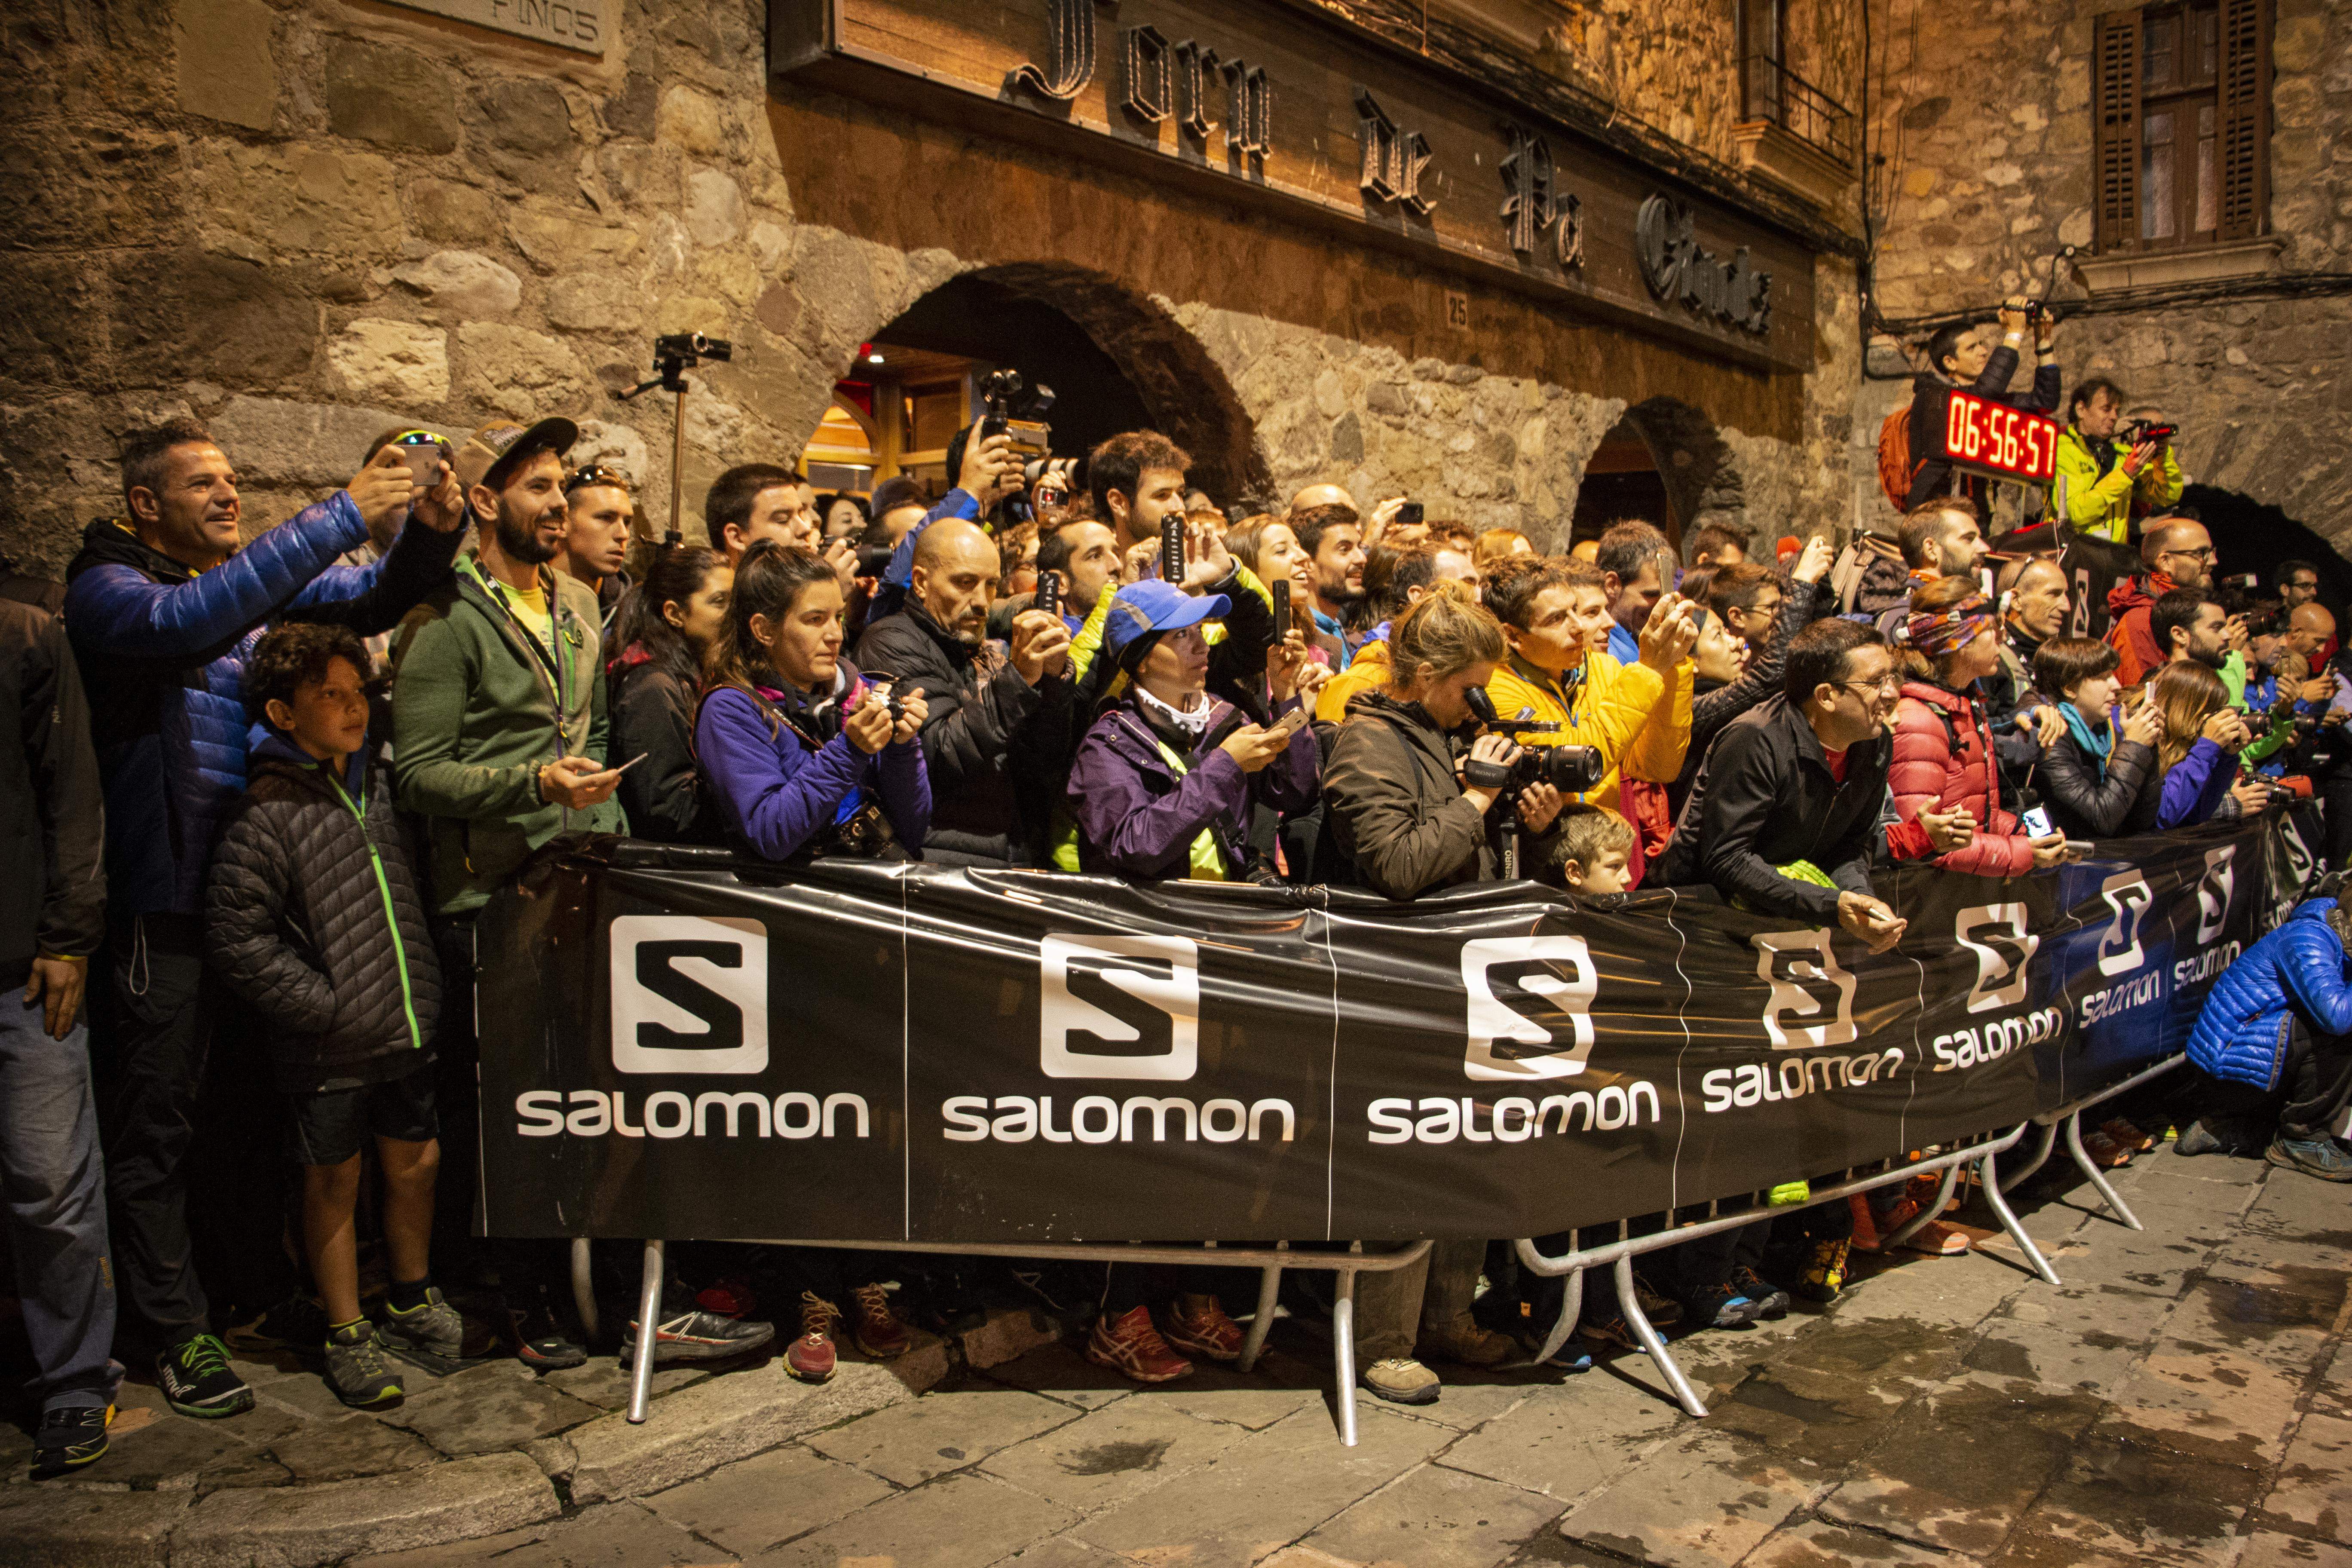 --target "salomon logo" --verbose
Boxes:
[1462,936,1600,1081]
[610,915,769,1075]
[2096,872,2153,977]
[1956,903,2038,1015]
[1754,929,1857,1049]
[2196,847,2236,944]
[1040,935,1199,1081]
